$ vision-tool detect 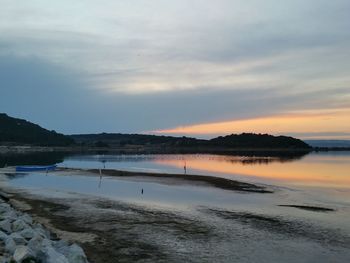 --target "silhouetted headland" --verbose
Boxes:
[2,112,348,155]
